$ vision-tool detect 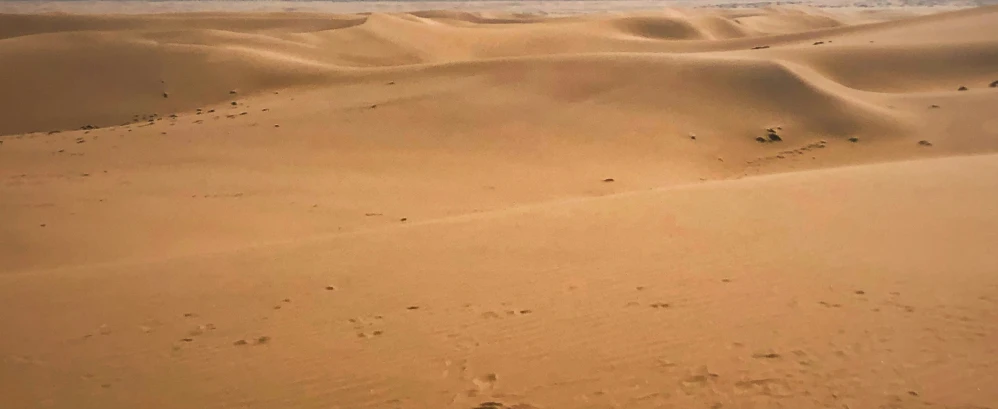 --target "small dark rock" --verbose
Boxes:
[989,80,998,88]
[603,178,615,182]
[407,306,420,310]
[918,140,933,146]
[958,86,968,91]
[400,217,408,222]
[848,137,859,143]
[231,101,238,106]
[813,41,825,45]
[755,136,767,143]
[162,92,169,98]
[256,336,271,344]
[229,90,237,94]
[855,290,866,295]
[751,45,770,50]
[233,339,248,346]
[325,286,336,291]
[767,133,782,142]
[929,105,940,109]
